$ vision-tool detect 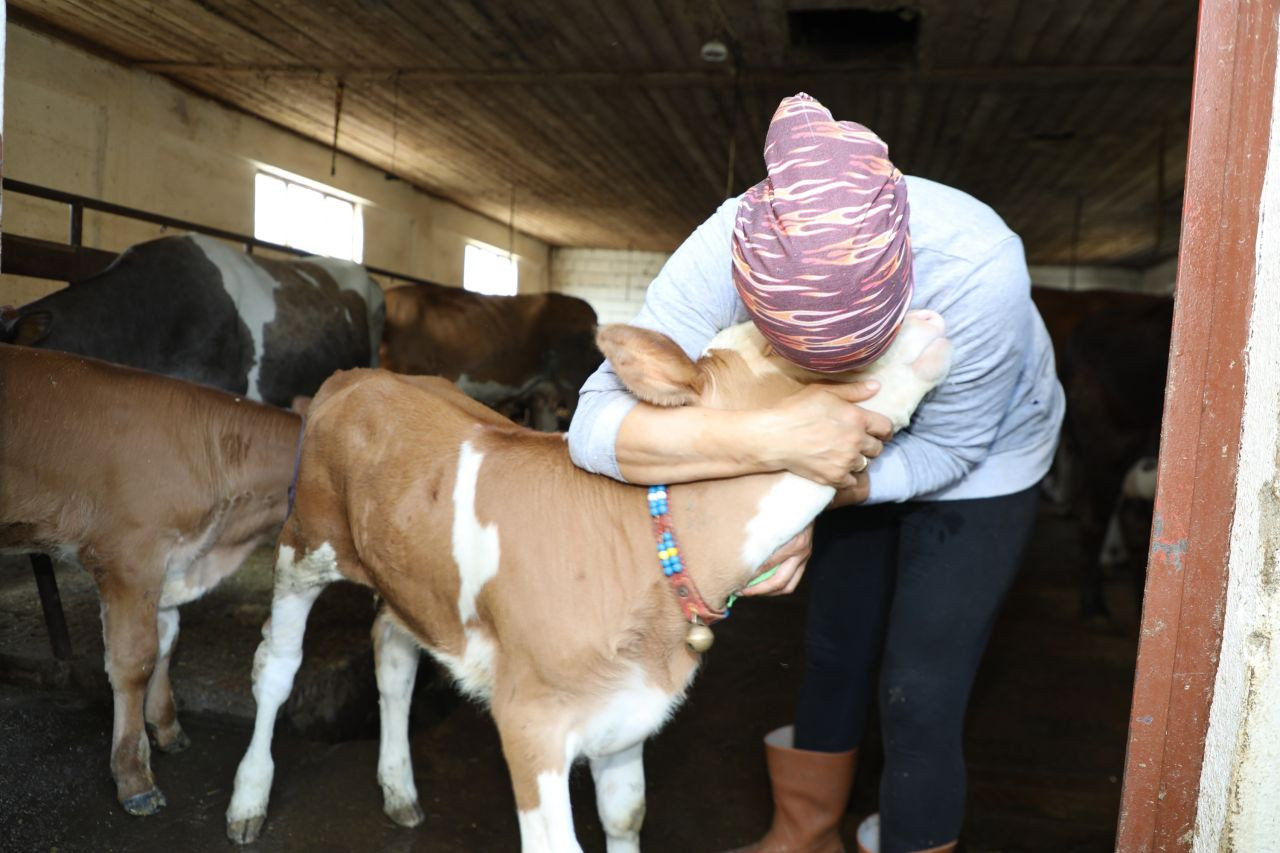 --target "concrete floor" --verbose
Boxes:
[0,504,1138,852]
